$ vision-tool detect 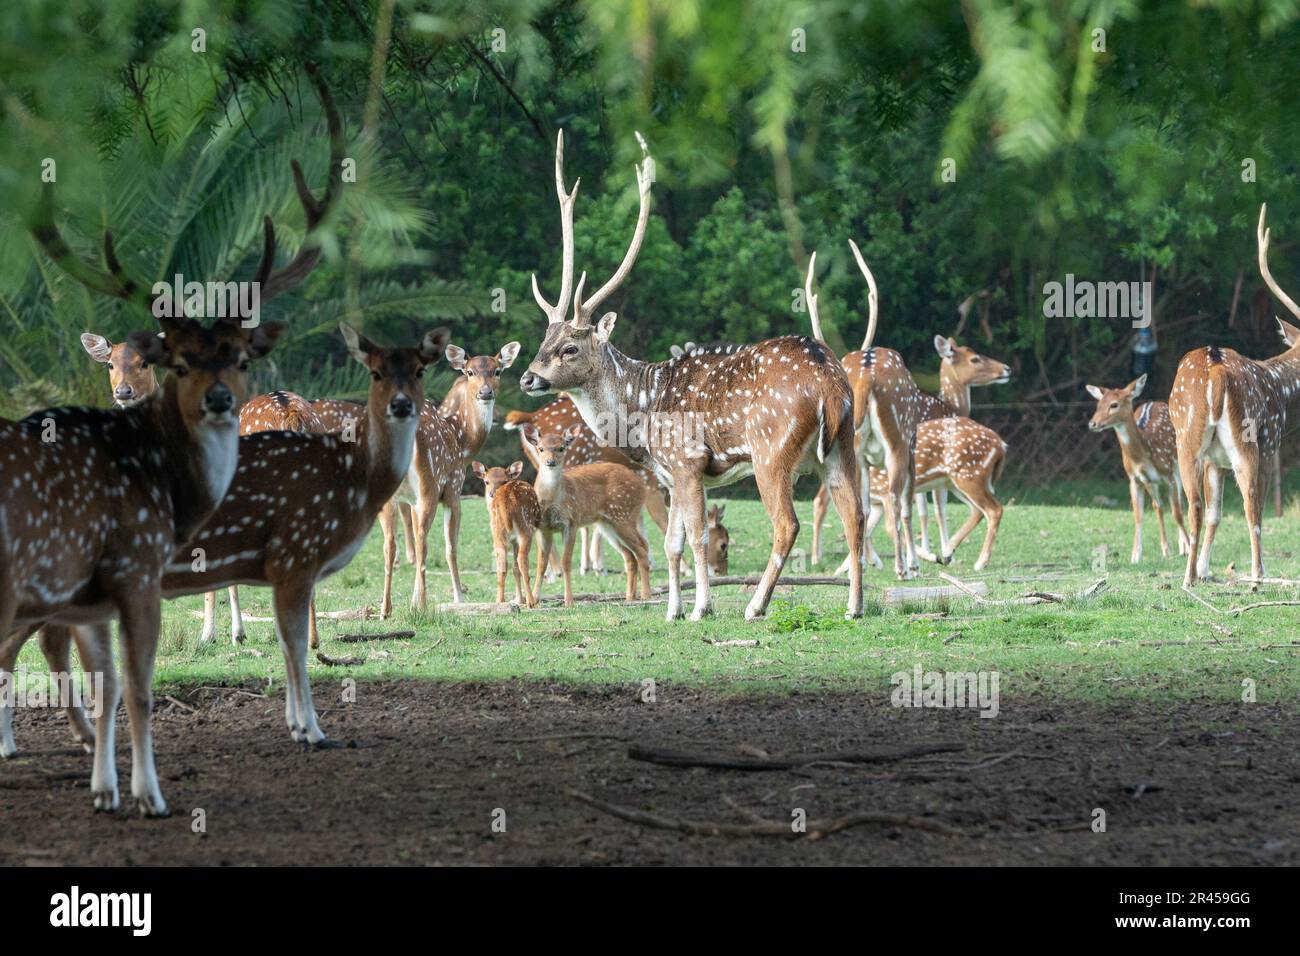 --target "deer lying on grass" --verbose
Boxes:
[802,247,919,579]
[377,341,519,616]
[1087,375,1188,562]
[472,461,541,607]
[865,417,1007,571]
[525,425,652,605]
[809,331,1011,567]
[1171,204,1300,587]
[505,392,680,574]
[0,313,283,815]
[518,131,863,620]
